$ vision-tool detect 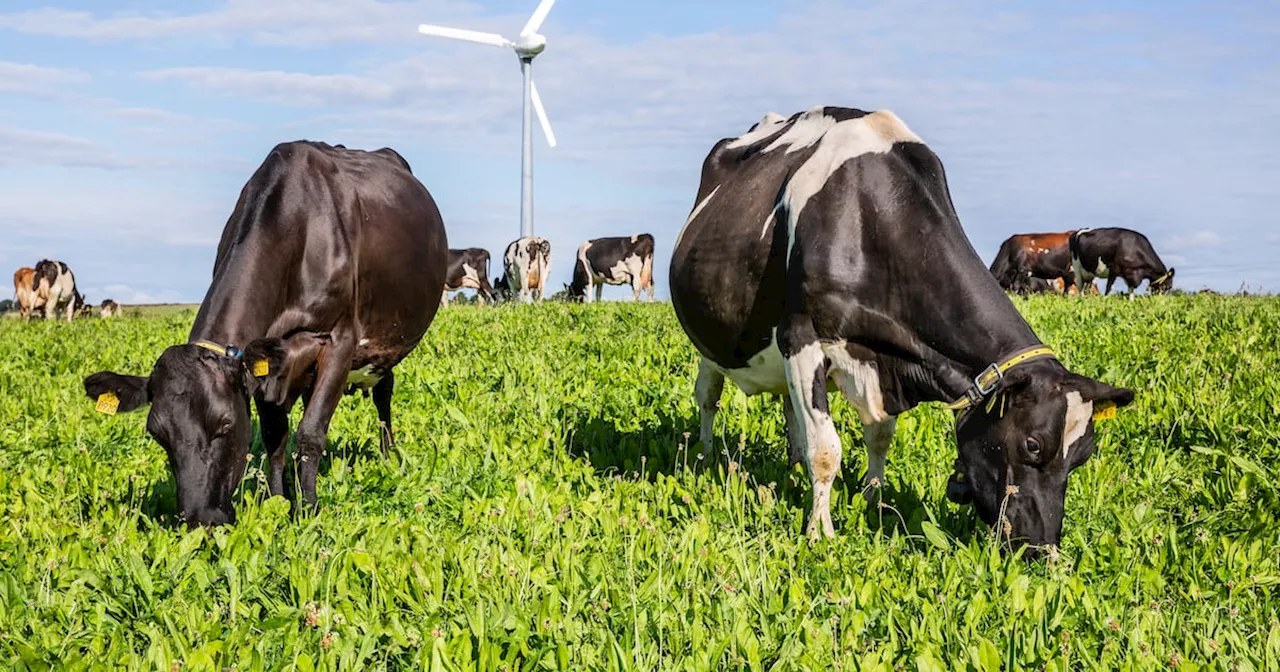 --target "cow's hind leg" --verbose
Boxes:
[781,327,842,539]
[860,417,897,506]
[372,370,395,457]
[781,394,806,470]
[694,357,725,465]
[294,337,355,511]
